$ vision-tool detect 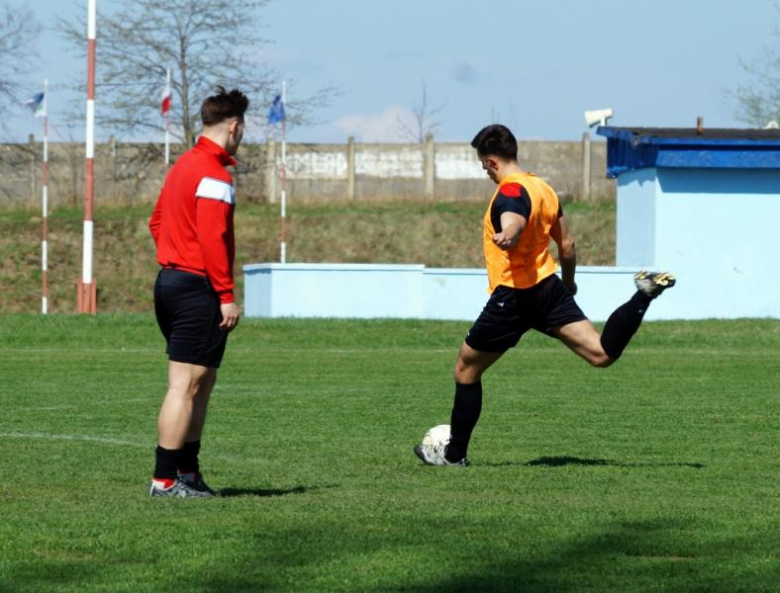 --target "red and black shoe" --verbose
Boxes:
[149,477,212,498]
